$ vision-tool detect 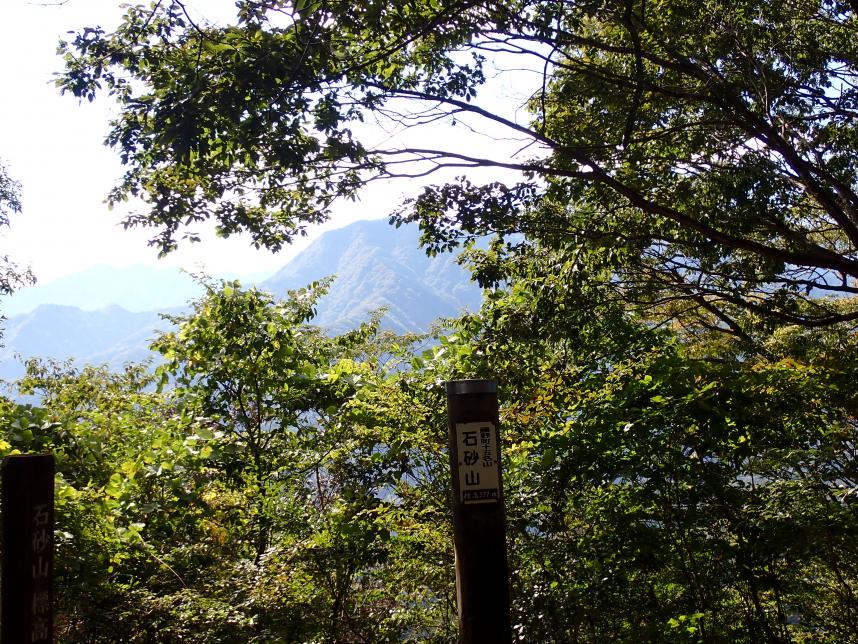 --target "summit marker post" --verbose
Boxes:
[446,379,511,644]
[1,454,55,644]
